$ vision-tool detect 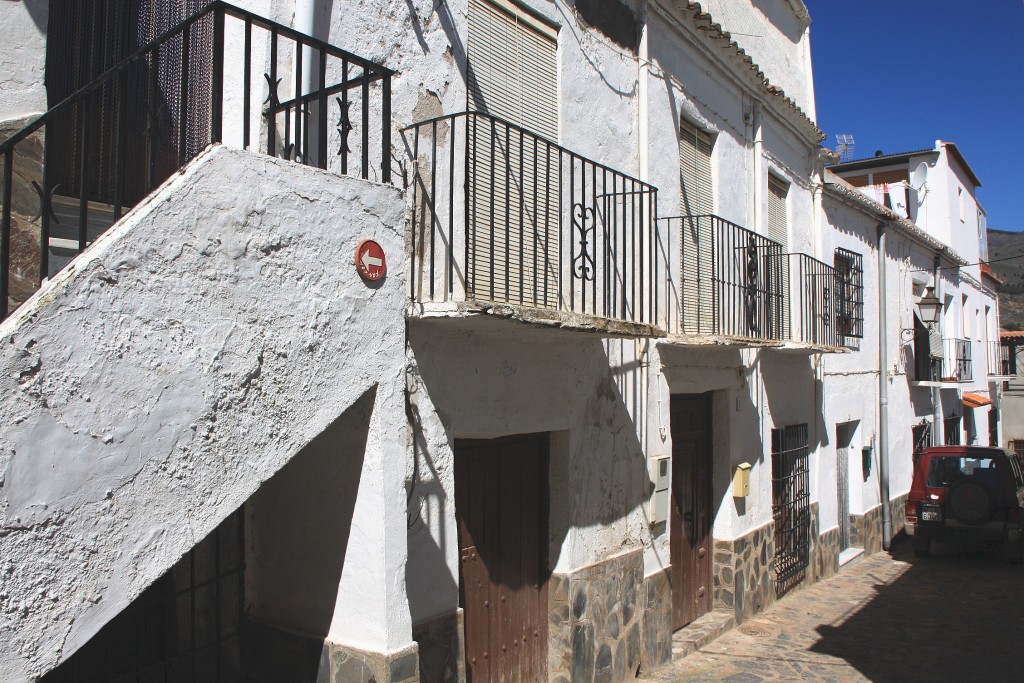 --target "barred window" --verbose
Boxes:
[771,424,810,596]
[834,248,864,339]
[944,416,962,446]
